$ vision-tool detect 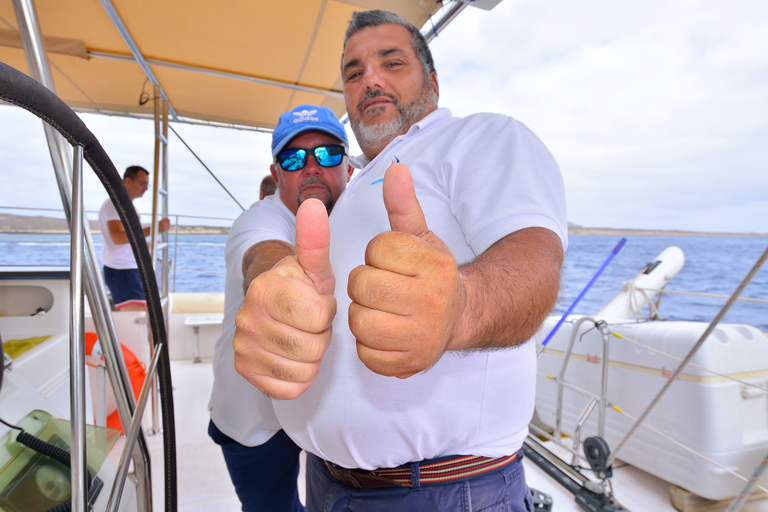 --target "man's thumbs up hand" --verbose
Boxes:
[234,198,336,399]
[348,164,465,378]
